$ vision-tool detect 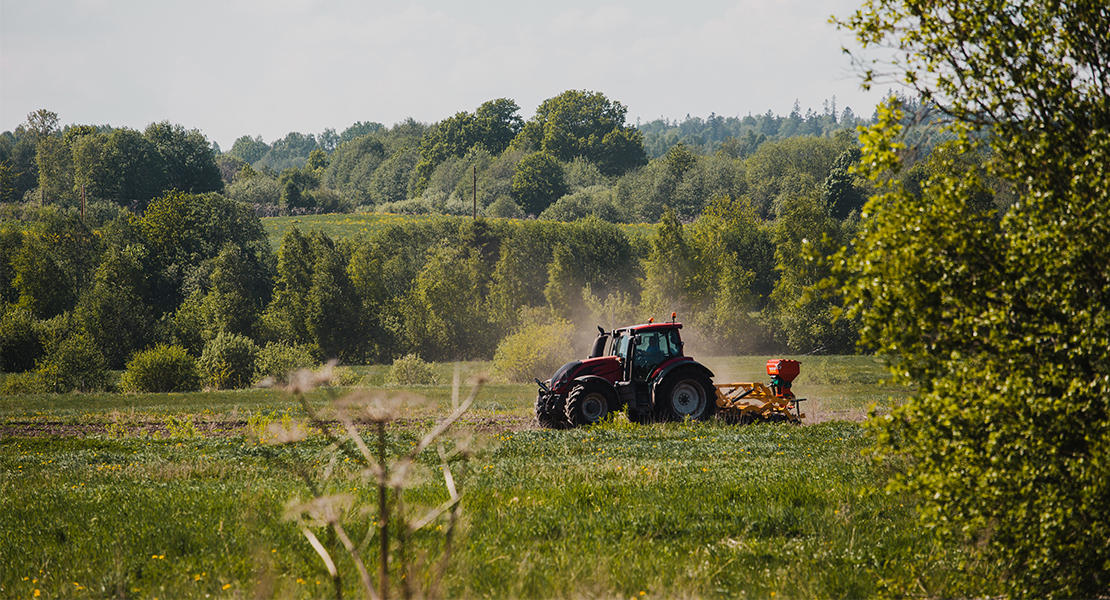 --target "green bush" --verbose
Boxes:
[0,307,43,372]
[198,332,259,390]
[119,344,201,393]
[485,195,524,219]
[491,319,577,383]
[254,342,317,385]
[36,330,110,393]
[386,354,437,385]
[329,365,362,387]
[0,371,47,395]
